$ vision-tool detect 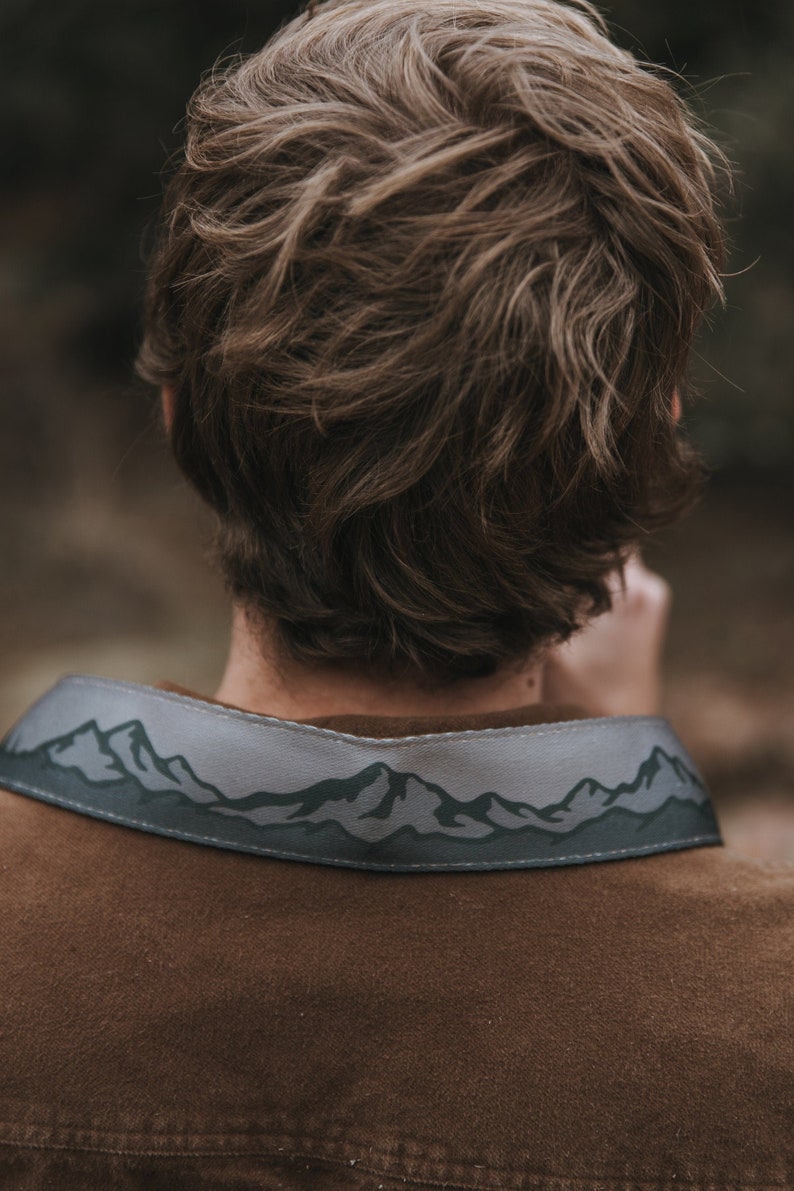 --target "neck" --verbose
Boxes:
[214,605,545,721]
